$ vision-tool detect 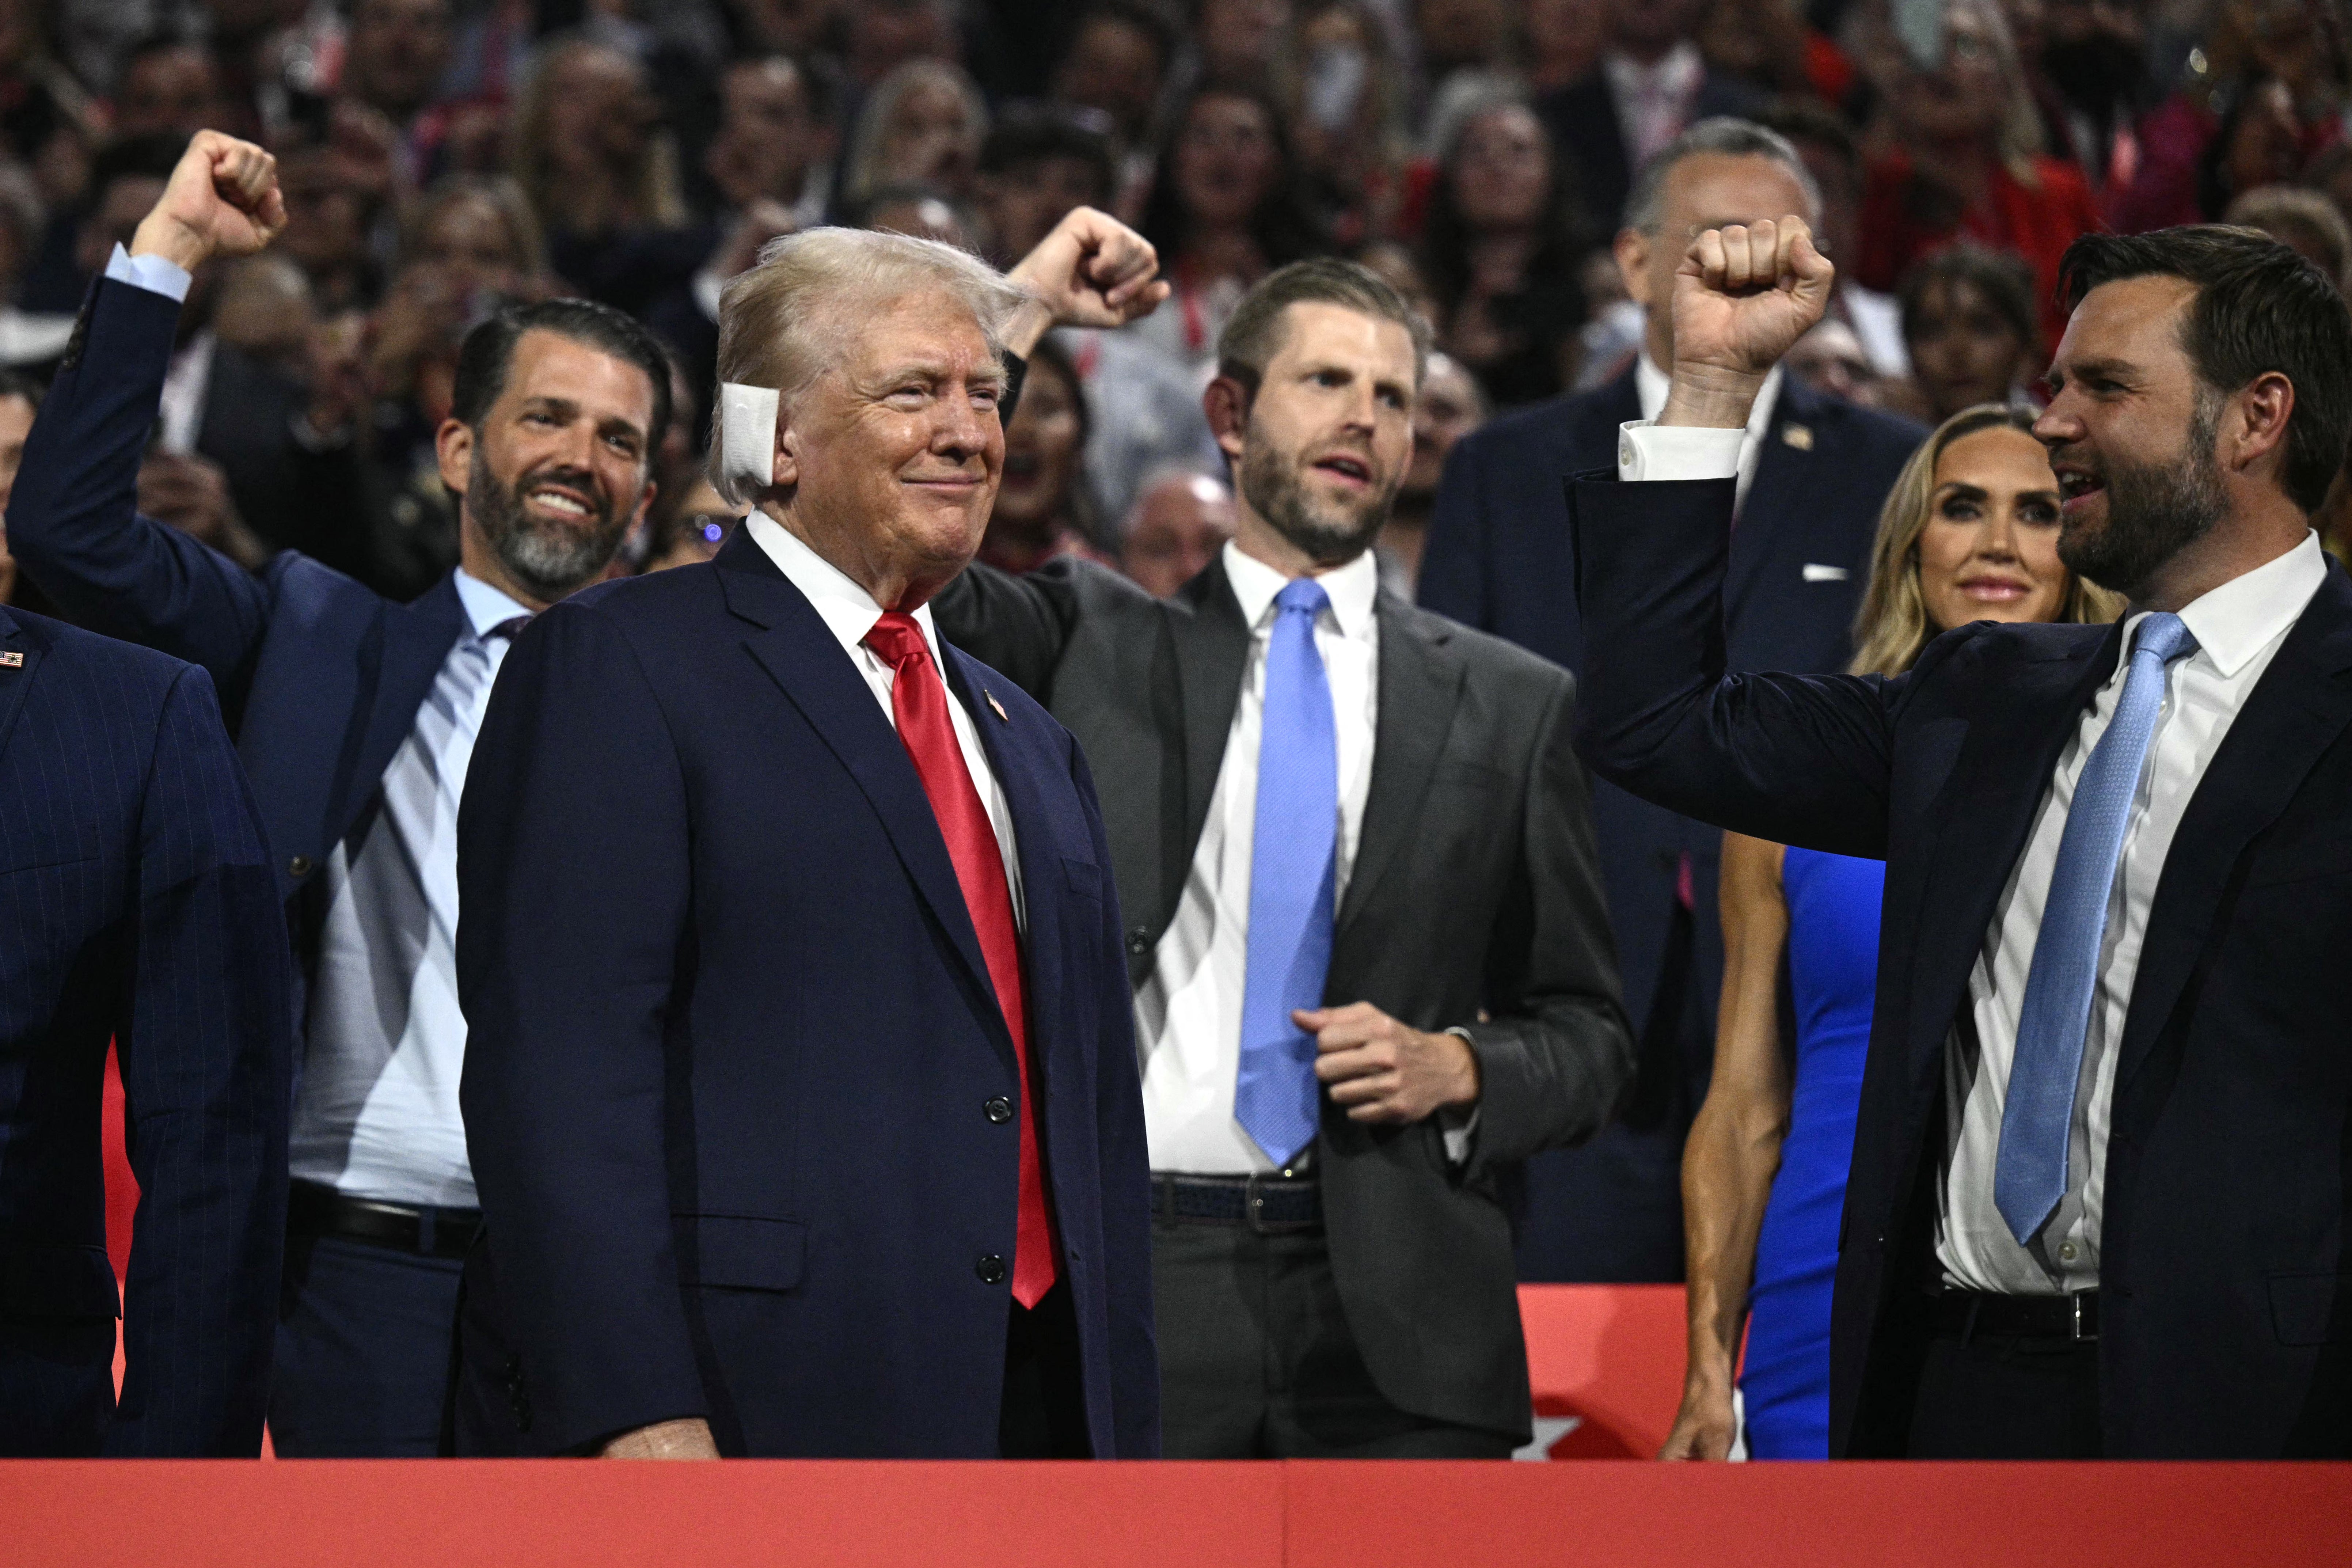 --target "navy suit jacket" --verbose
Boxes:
[451,530,1158,1458]
[6,276,470,962]
[0,605,291,1455]
[1534,69,1766,232]
[1571,474,2352,1457]
[1419,370,1922,1279]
